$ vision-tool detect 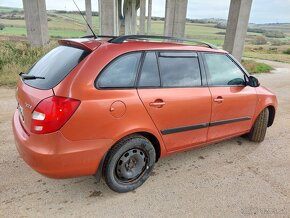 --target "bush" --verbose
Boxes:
[188,19,207,24]
[215,23,227,29]
[263,31,286,38]
[268,47,278,52]
[0,23,5,30]
[47,13,57,17]
[270,39,286,46]
[247,27,266,33]
[283,48,290,55]
[252,36,267,45]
